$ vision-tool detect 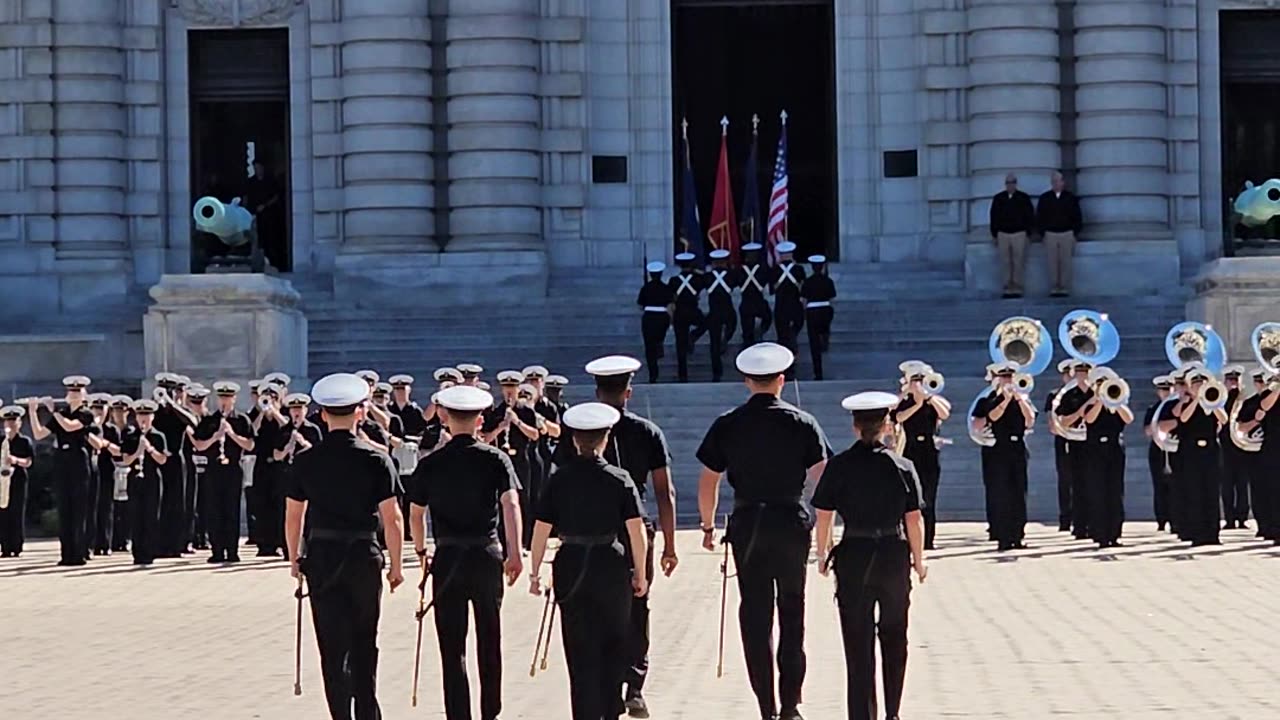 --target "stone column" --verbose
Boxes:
[966,0,1062,203]
[338,0,434,251]
[1073,0,1169,236]
[446,0,542,252]
[52,0,131,307]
